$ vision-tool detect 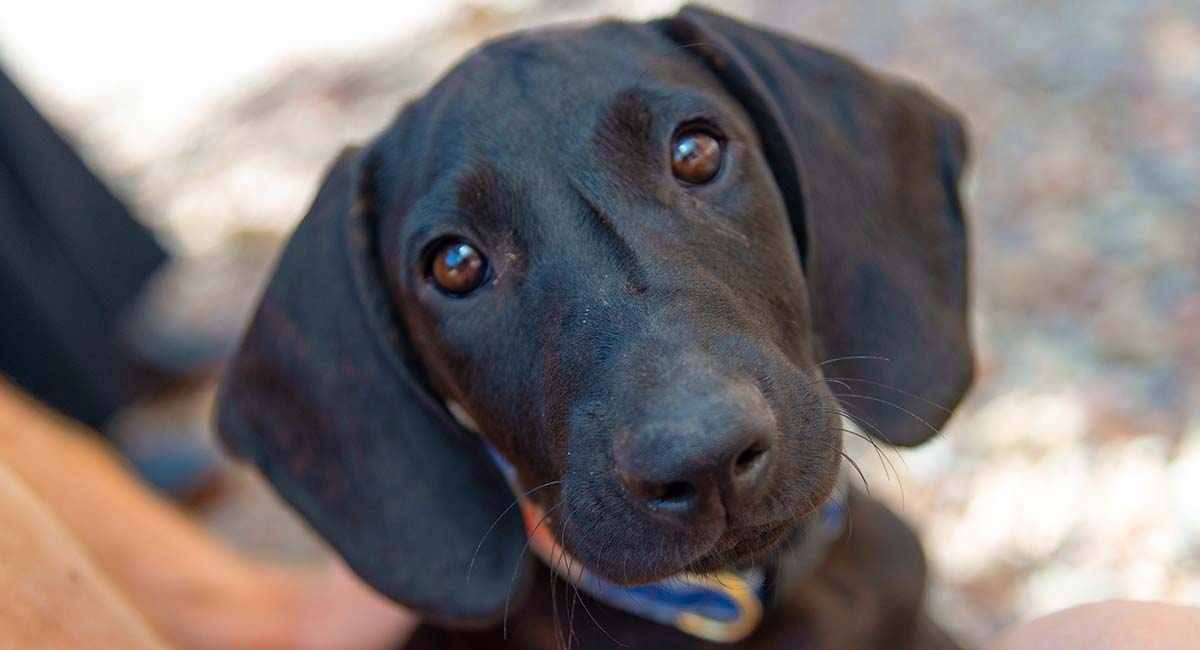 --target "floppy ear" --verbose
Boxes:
[216,148,527,626]
[665,5,974,446]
